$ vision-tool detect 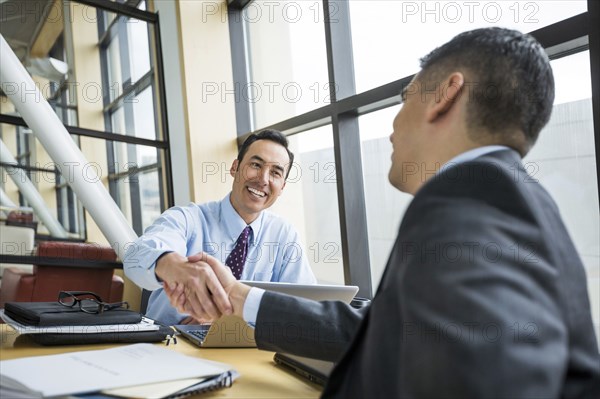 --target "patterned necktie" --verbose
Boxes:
[225,226,252,279]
